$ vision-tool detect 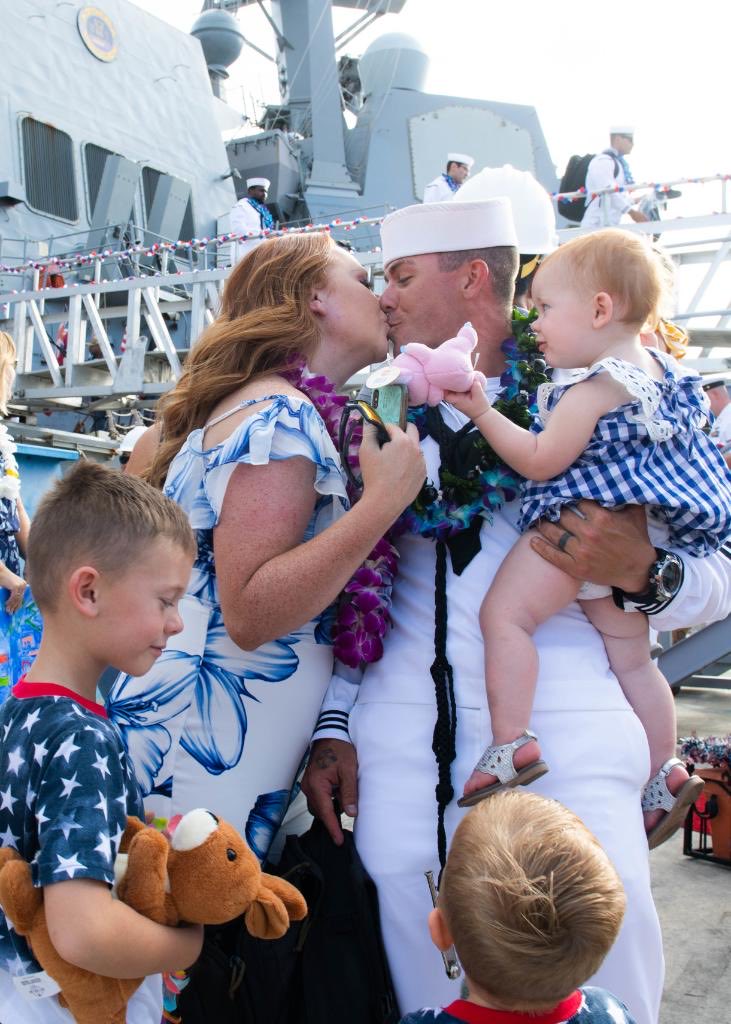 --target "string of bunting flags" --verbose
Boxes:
[550,171,730,206]
[0,215,382,279]
[0,172,729,282]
